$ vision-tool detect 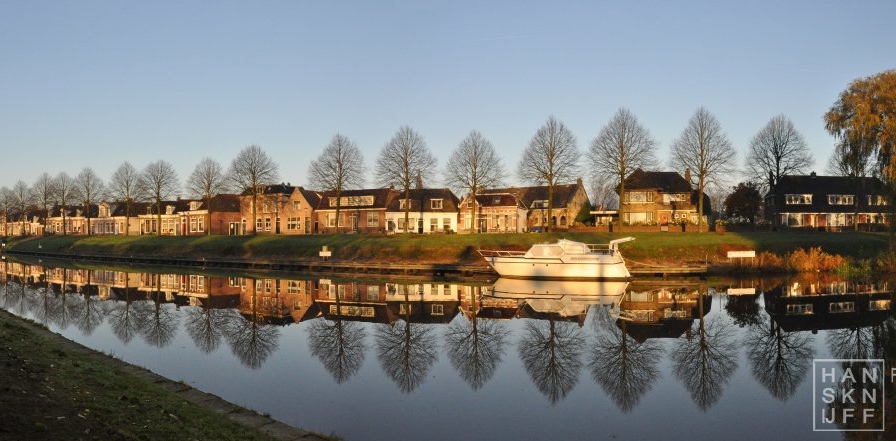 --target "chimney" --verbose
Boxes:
[684,168,691,184]
[810,171,817,177]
